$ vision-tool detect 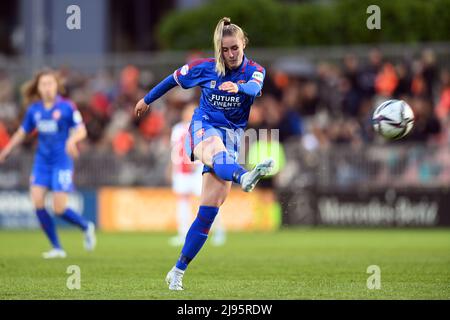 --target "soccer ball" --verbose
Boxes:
[372,99,414,140]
